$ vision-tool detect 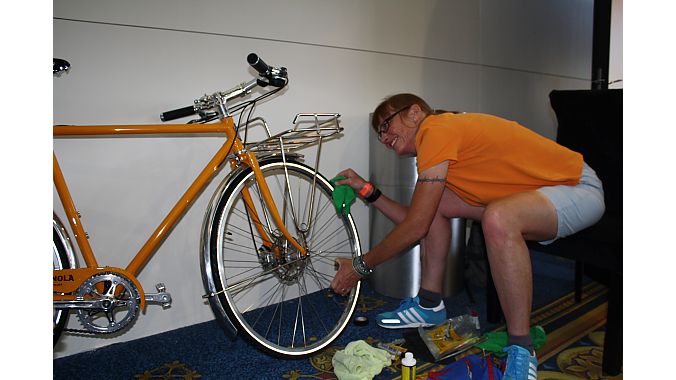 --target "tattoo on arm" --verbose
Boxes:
[417,176,445,184]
